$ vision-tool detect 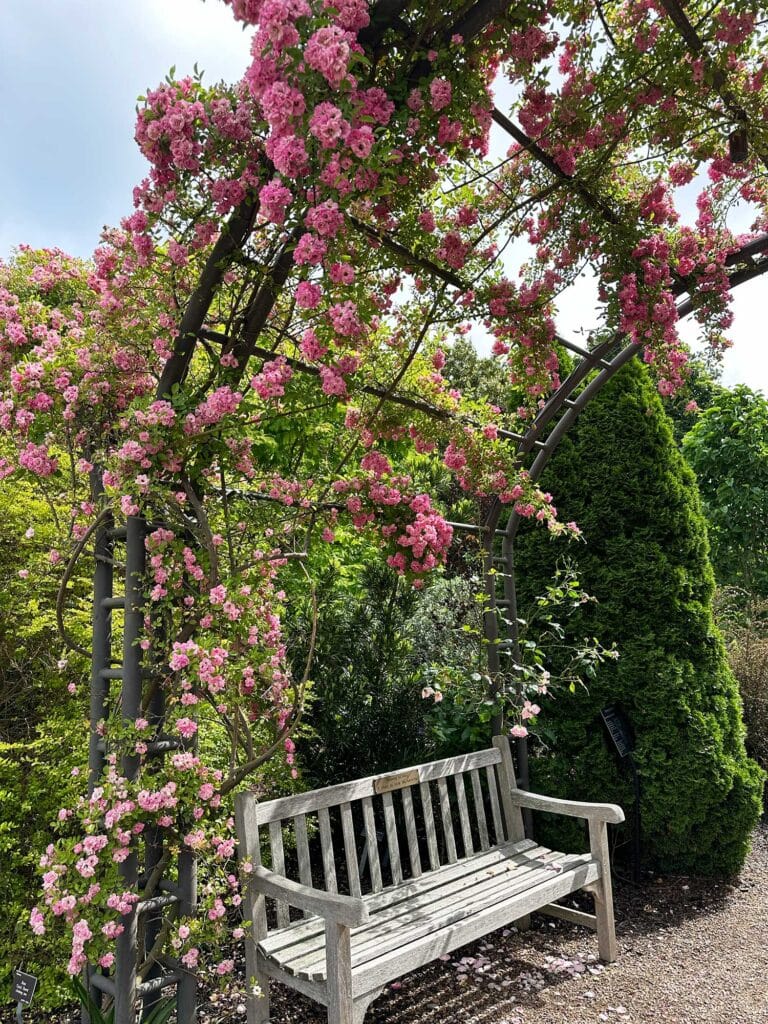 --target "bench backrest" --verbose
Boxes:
[236,737,524,932]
